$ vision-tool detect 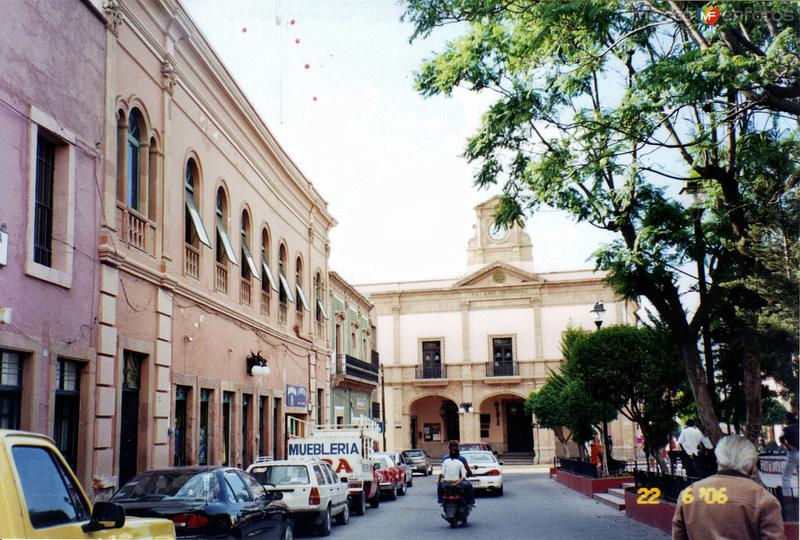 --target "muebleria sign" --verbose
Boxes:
[288,440,361,457]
